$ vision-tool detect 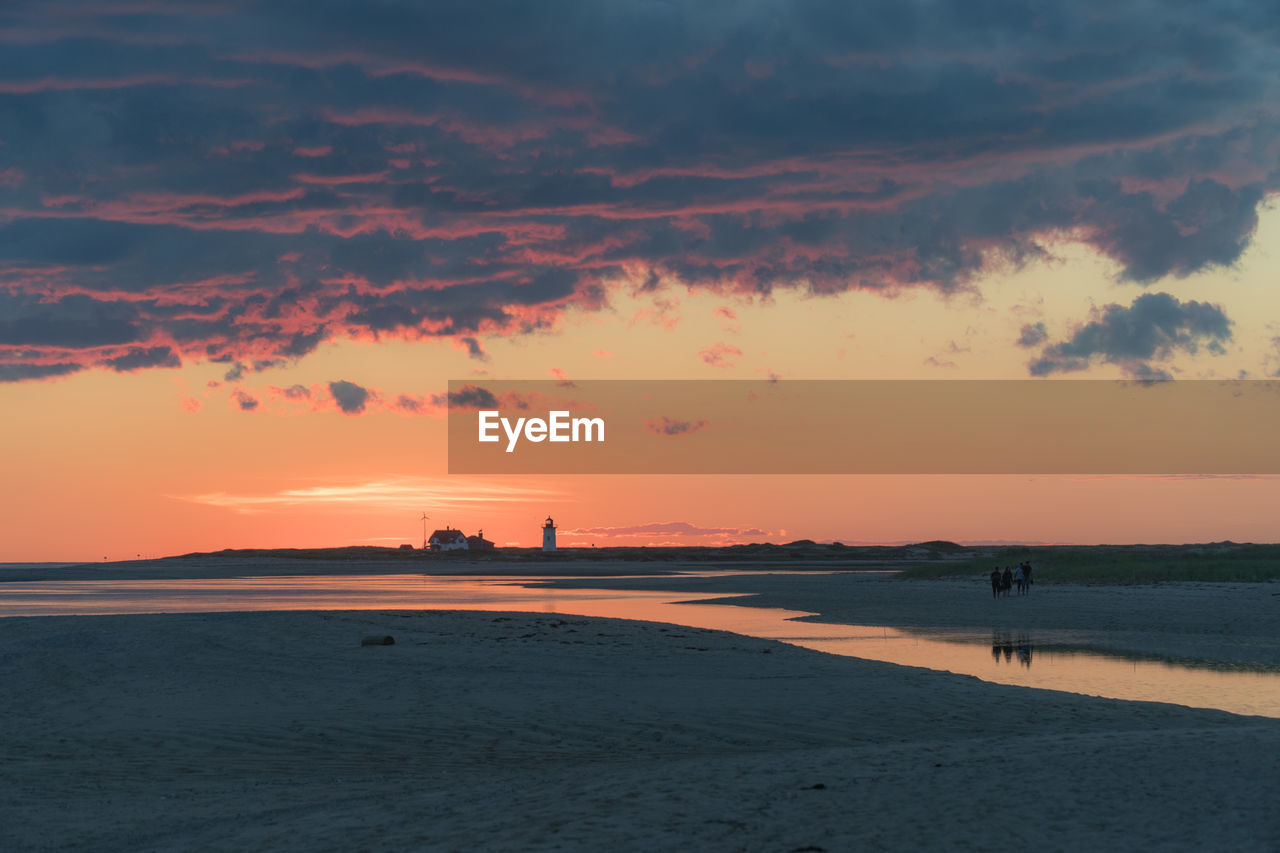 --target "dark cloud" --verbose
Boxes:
[1077,178,1266,282]
[232,389,259,411]
[447,384,499,409]
[279,328,329,359]
[1016,322,1048,348]
[328,379,370,414]
[457,336,488,361]
[1028,293,1232,377]
[0,292,141,348]
[1,1,1278,379]
[101,345,181,372]
[0,362,84,383]
[645,417,708,436]
[225,358,285,381]
[394,394,424,413]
